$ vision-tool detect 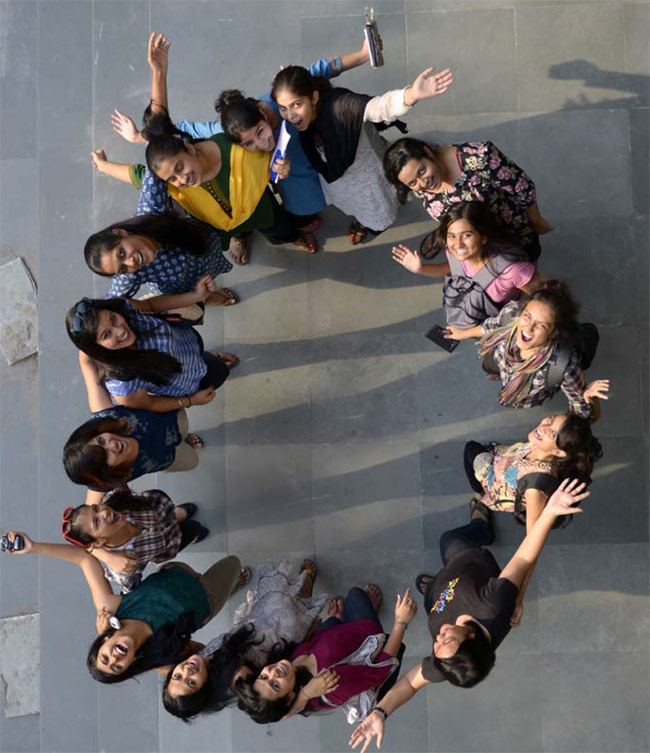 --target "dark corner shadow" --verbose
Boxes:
[548,59,649,109]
